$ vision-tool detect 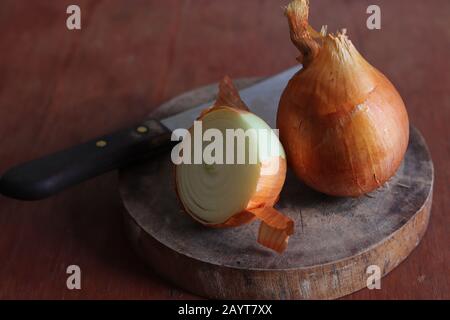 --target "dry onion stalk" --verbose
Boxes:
[175,77,294,253]
[277,0,410,197]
